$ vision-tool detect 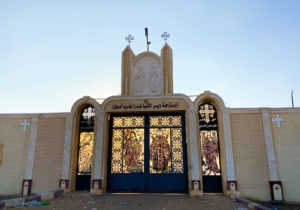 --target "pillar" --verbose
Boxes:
[261,110,283,200]
[59,115,73,191]
[222,110,239,196]
[186,109,202,196]
[90,111,105,195]
[22,117,39,196]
